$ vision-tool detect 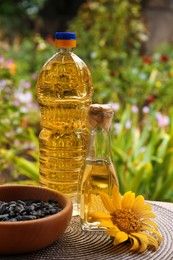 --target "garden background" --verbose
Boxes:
[1,0,173,202]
